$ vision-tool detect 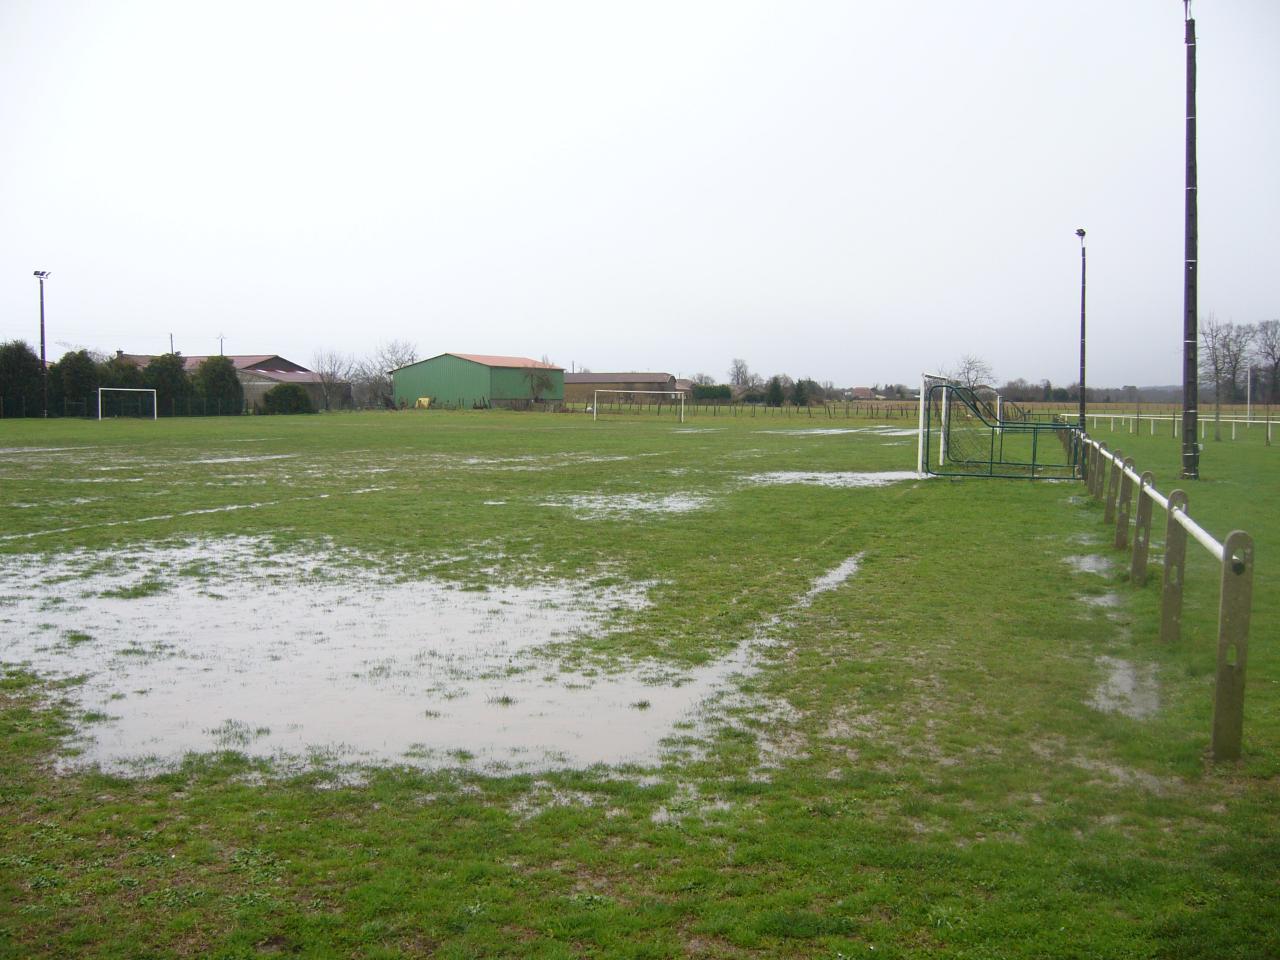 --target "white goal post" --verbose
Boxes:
[917,373,951,475]
[592,389,685,424]
[98,387,158,420]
